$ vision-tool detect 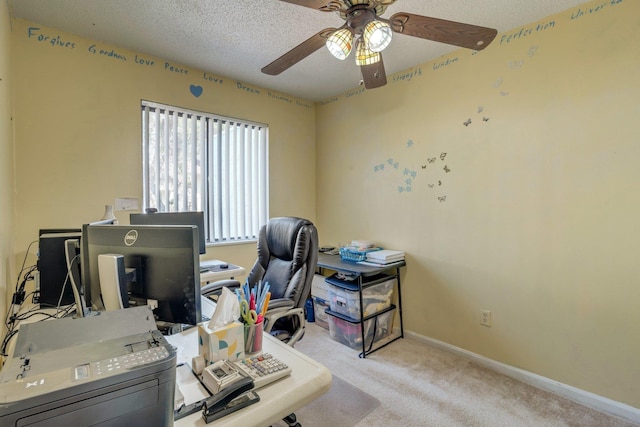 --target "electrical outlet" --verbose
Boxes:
[480,310,492,327]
